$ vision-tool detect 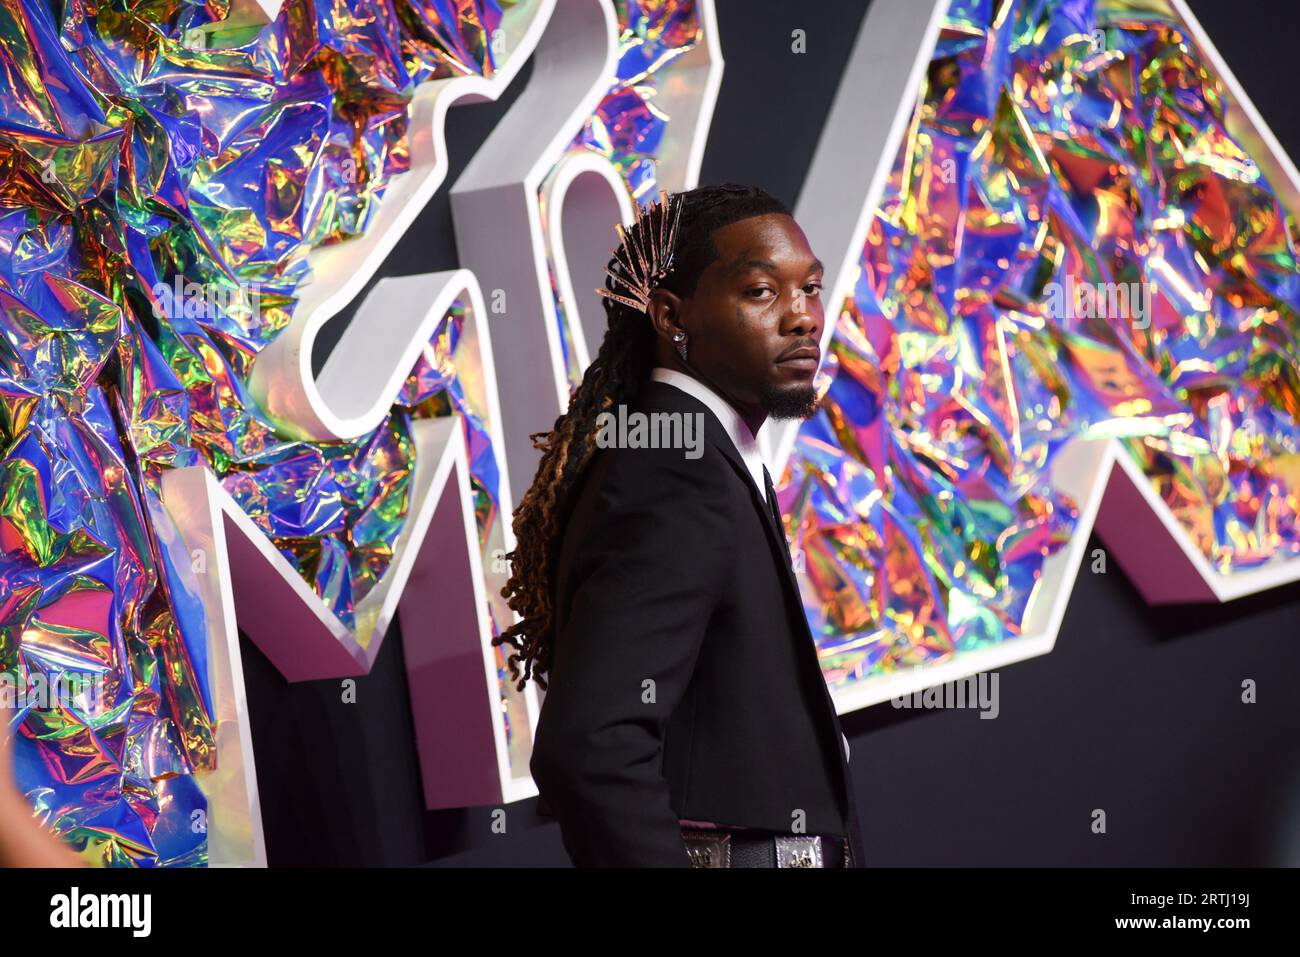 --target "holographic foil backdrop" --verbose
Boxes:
[0,0,700,865]
[783,0,1300,690]
[4,0,1297,867]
